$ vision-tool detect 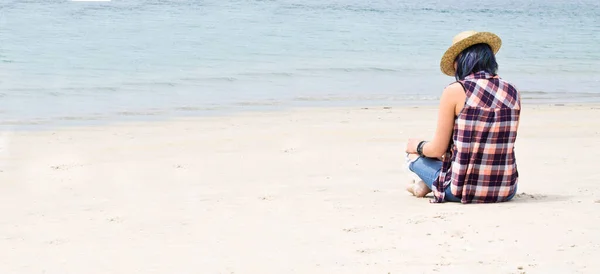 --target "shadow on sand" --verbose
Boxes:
[509,192,572,204]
